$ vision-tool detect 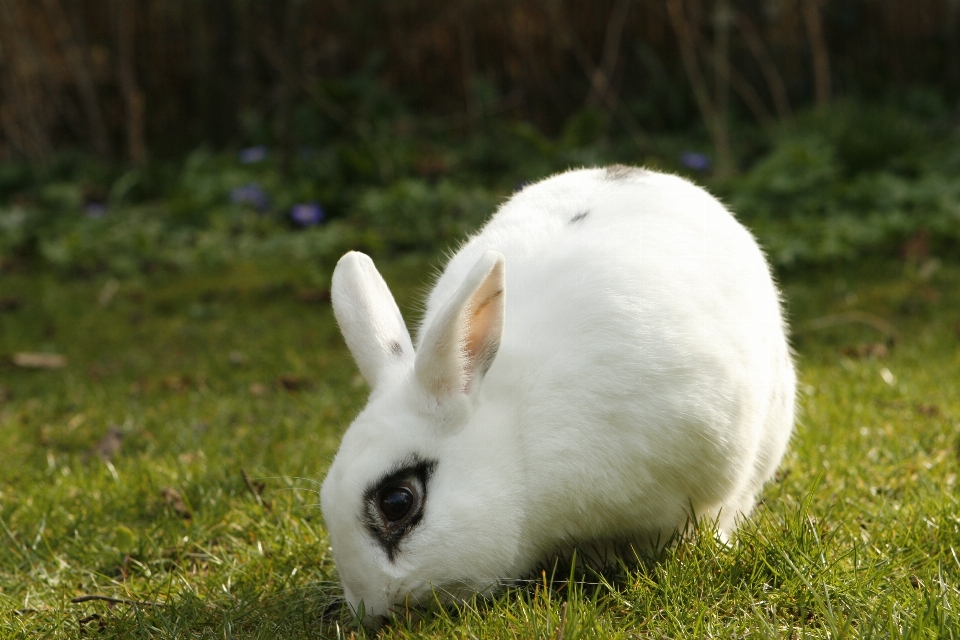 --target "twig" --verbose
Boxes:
[804,311,897,342]
[725,62,775,130]
[321,598,345,622]
[78,613,103,628]
[552,601,568,640]
[70,595,165,607]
